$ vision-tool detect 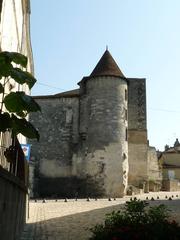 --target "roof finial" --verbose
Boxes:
[106,45,108,51]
